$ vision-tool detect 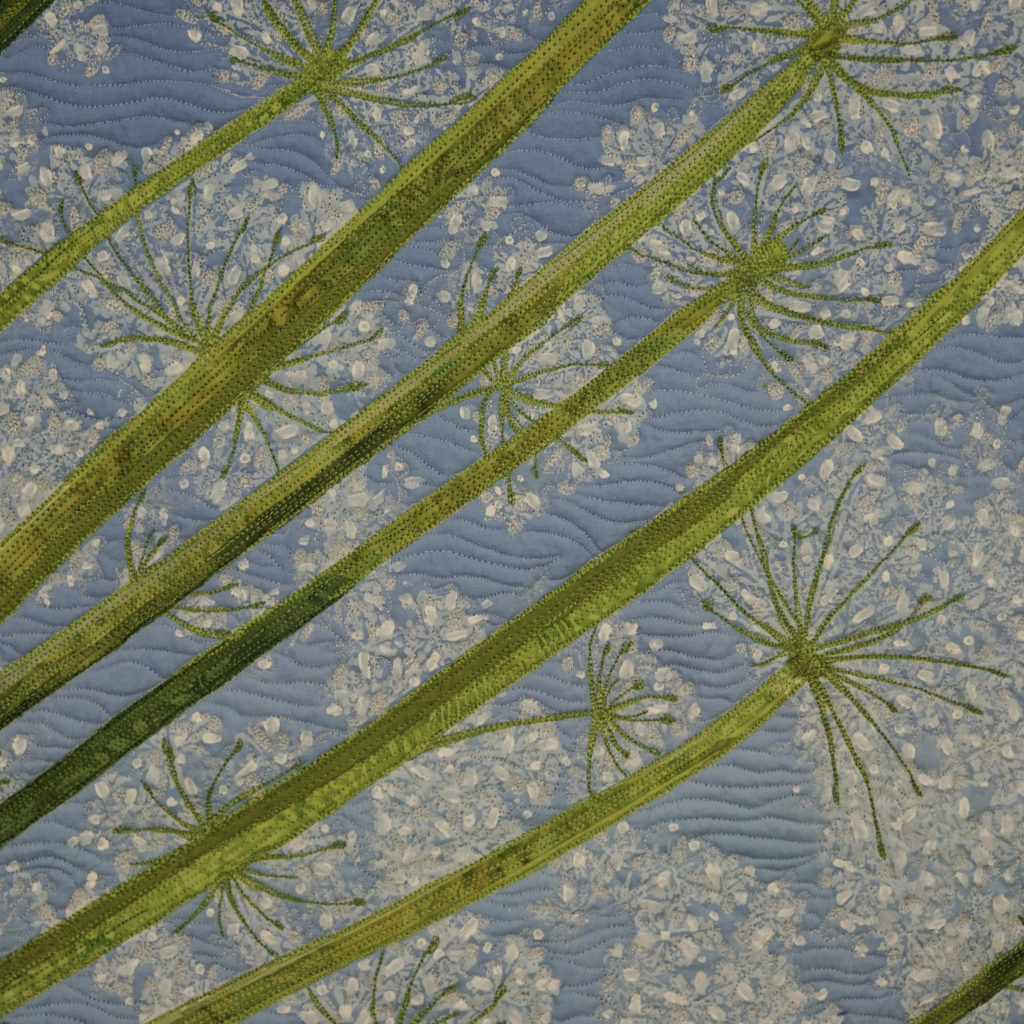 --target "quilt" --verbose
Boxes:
[0,1,1023,1021]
